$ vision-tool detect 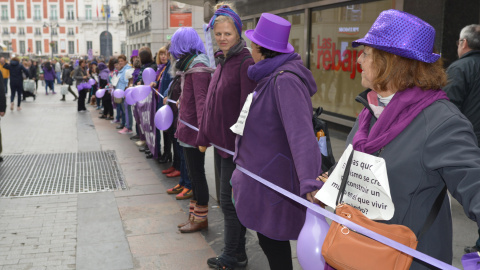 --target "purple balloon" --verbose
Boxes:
[96,89,106,98]
[142,68,156,85]
[88,78,96,86]
[113,89,125,99]
[297,208,329,270]
[77,84,84,91]
[125,87,135,95]
[154,105,174,130]
[132,85,151,102]
[125,91,136,105]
